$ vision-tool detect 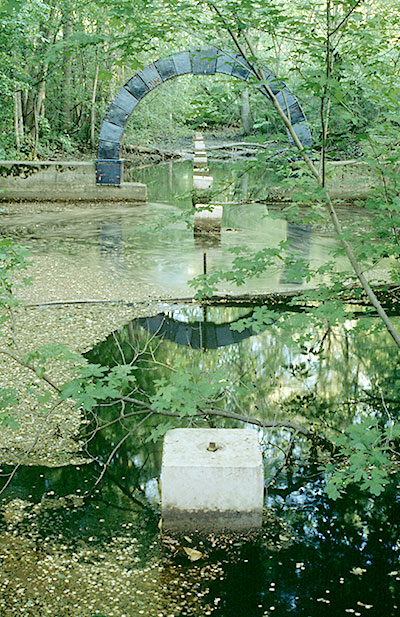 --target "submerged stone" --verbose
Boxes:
[161,428,264,533]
